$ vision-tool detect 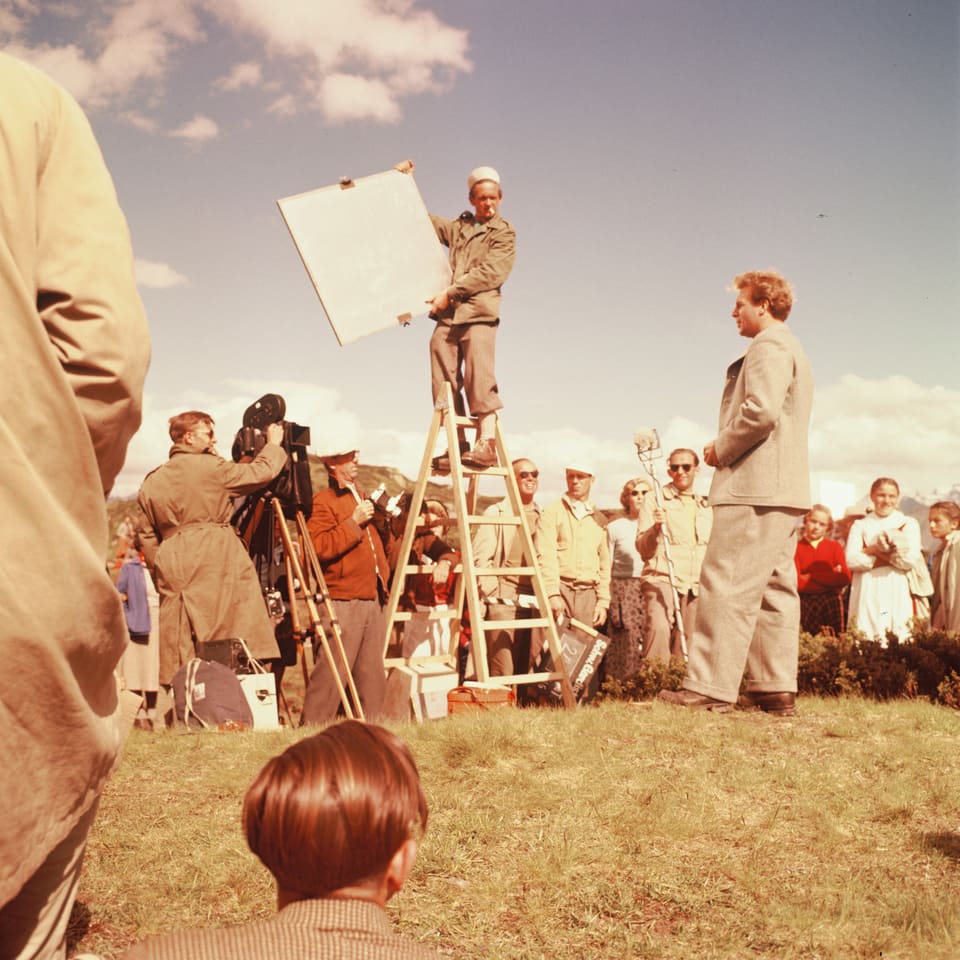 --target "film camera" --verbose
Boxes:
[231,393,313,518]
